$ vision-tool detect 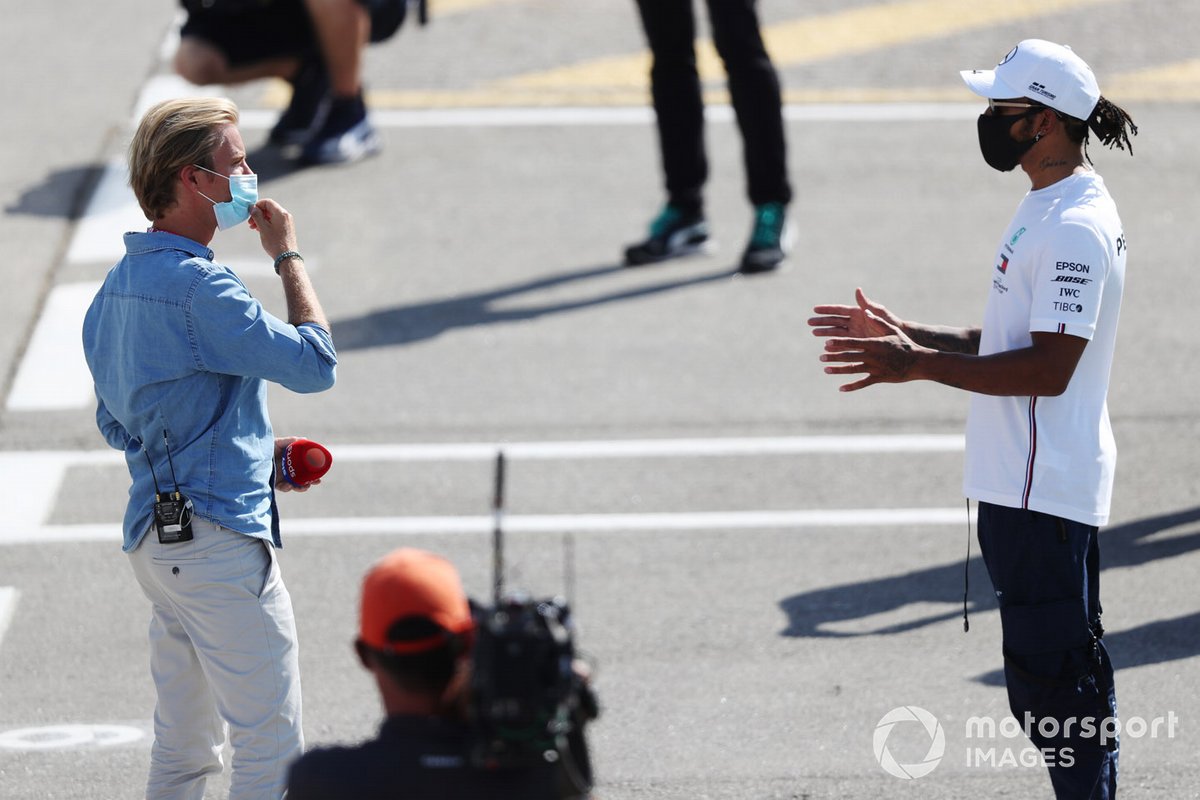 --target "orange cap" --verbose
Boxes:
[359,548,474,654]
